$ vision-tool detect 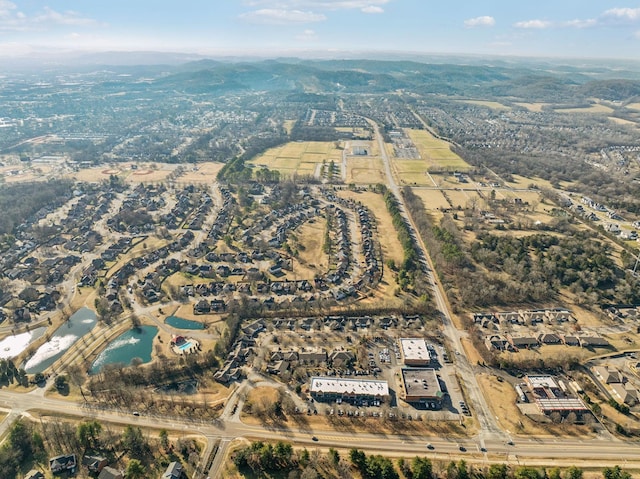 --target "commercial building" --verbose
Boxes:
[400,368,444,409]
[309,377,389,404]
[399,338,431,366]
[524,376,587,416]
